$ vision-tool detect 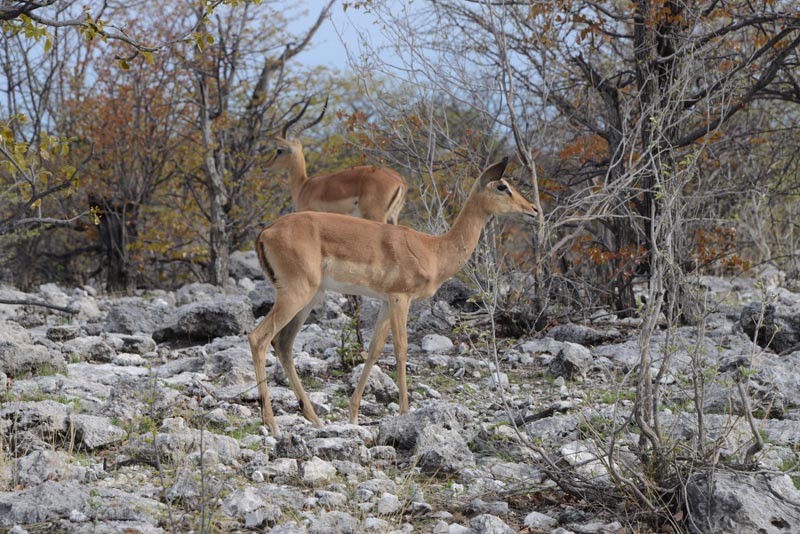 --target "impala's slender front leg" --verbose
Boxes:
[349,302,391,424]
[388,296,411,413]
